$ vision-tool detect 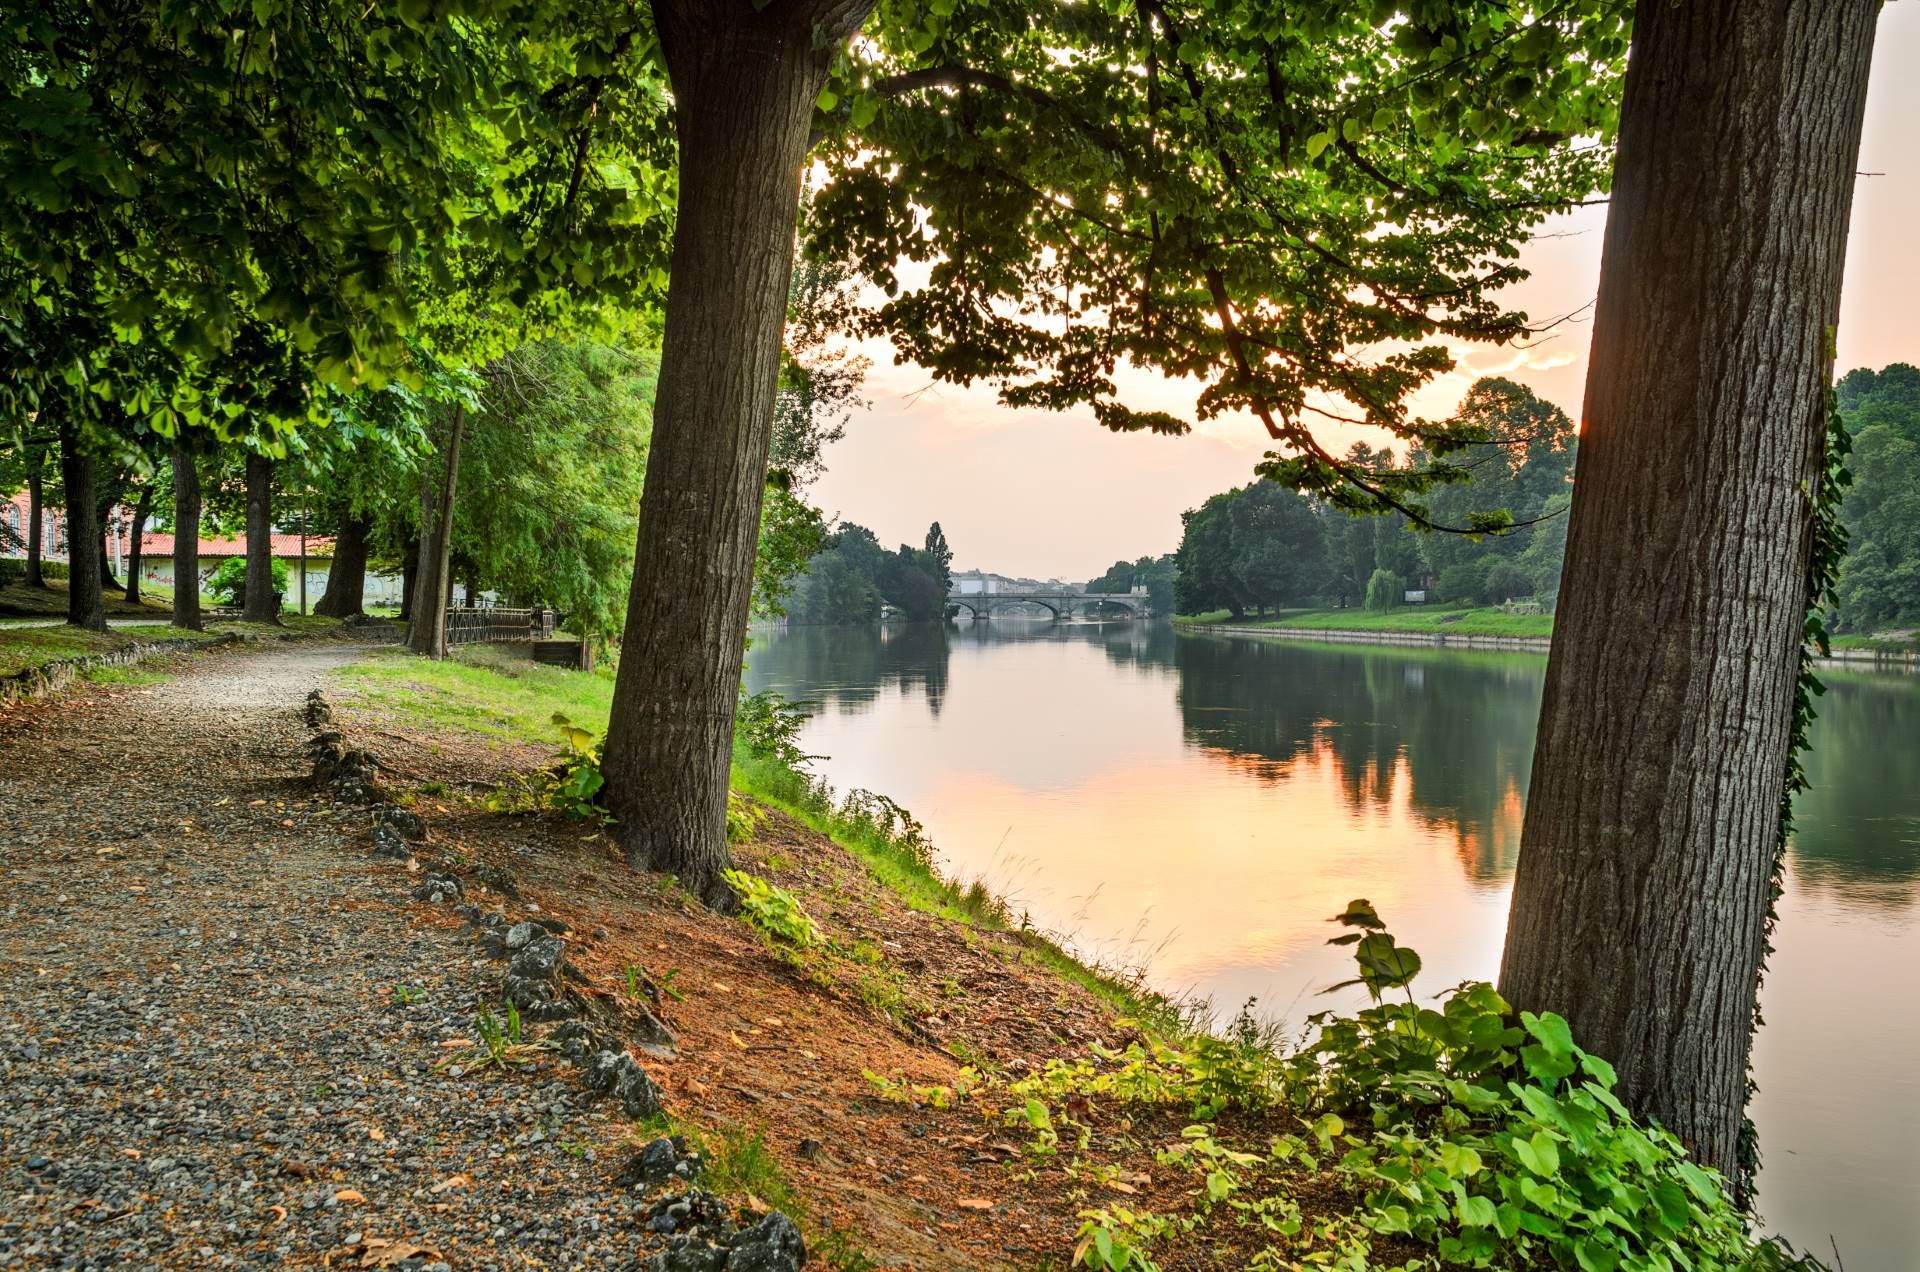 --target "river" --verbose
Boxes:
[742,618,1920,1268]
